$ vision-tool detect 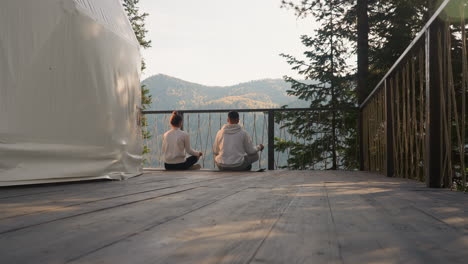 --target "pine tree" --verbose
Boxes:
[357,0,369,105]
[278,0,434,170]
[123,0,152,155]
[278,0,358,170]
[366,0,429,91]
